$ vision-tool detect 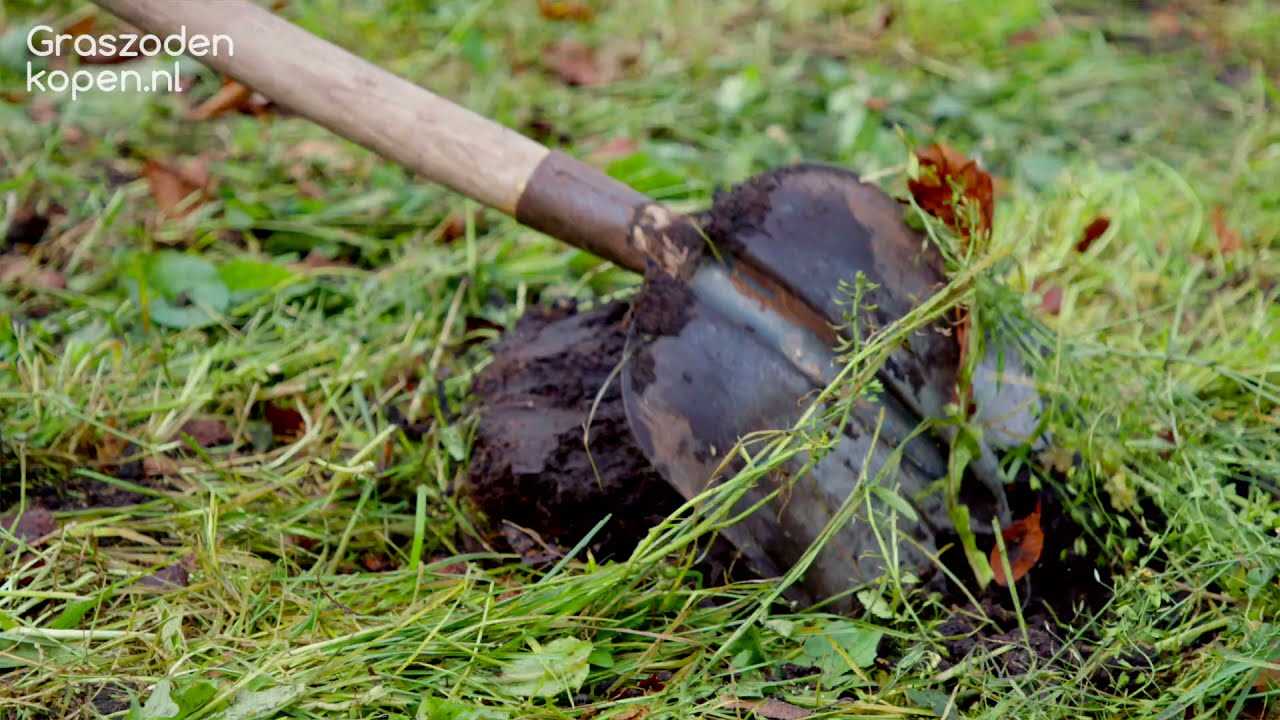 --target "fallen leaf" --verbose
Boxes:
[1149,7,1182,39]
[538,0,594,22]
[633,672,670,694]
[543,40,613,87]
[0,255,66,290]
[908,144,994,239]
[864,96,889,112]
[96,428,127,466]
[62,16,97,38]
[722,698,812,719]
[188,79,254,120]
[1040,285,1063,316]
[177,418,234,448]
[298,250,348,269]
[1007,27,1041,47]
[143,159,208,218]
[264,403,305,438]
[991,500,1044,586]
[143,455,180,478]
[138,555,195,590]
[1212,206,1243,254]
[0,506,57,545]
[432,213,467,244]
[1007,18,1064,47]
[1254,663,1280,691]
[1076,216,1110,253]
[588,136,639,166]
[433,210,488,244]
[360,552,395,572]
